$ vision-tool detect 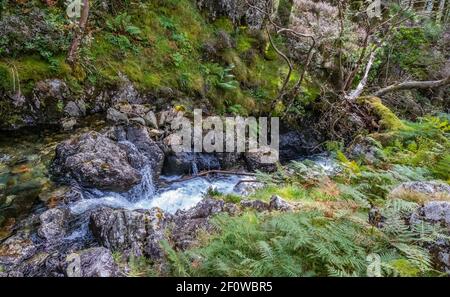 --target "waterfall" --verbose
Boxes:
[116,140,156,202]
[191,161,199,176]
[128,165,156,202]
